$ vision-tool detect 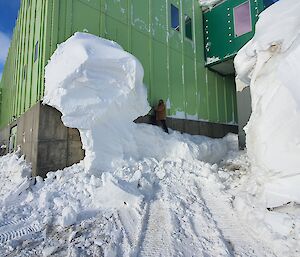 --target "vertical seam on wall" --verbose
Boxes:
[23,0,32,114]
[193,1,199,121]
[17,2,25,117]
[128,0,132,52]
[37,0,45,100]
[29,0,38,109]
[25,0,32,111]
[224,77,228,123]
[148,0,152,100]
[166,0,171,115]
[205,69,210,121]
[66,0,72,36]
[14,11,21,119]
[215,75,219,122]
[180,0,186,120]
[41,0,53,98]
